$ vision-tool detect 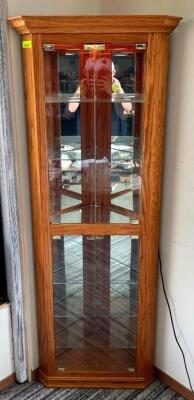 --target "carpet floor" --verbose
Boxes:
[0,379,185,399]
